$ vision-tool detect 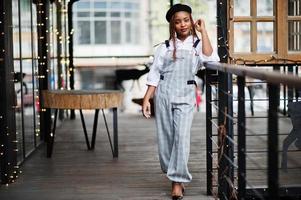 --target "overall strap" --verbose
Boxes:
[193,39,200,48]
[165,39,199,48]
[165,40,170,48]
